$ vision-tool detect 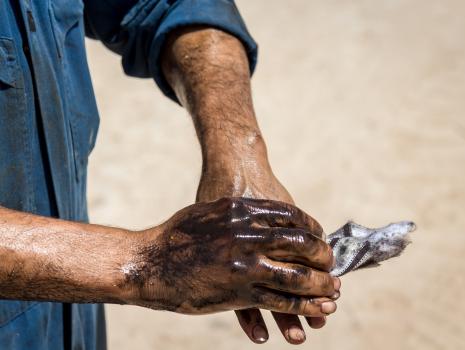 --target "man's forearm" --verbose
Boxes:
[161,26,268,169]
[161,26,284,202]
[0,206,132,303]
